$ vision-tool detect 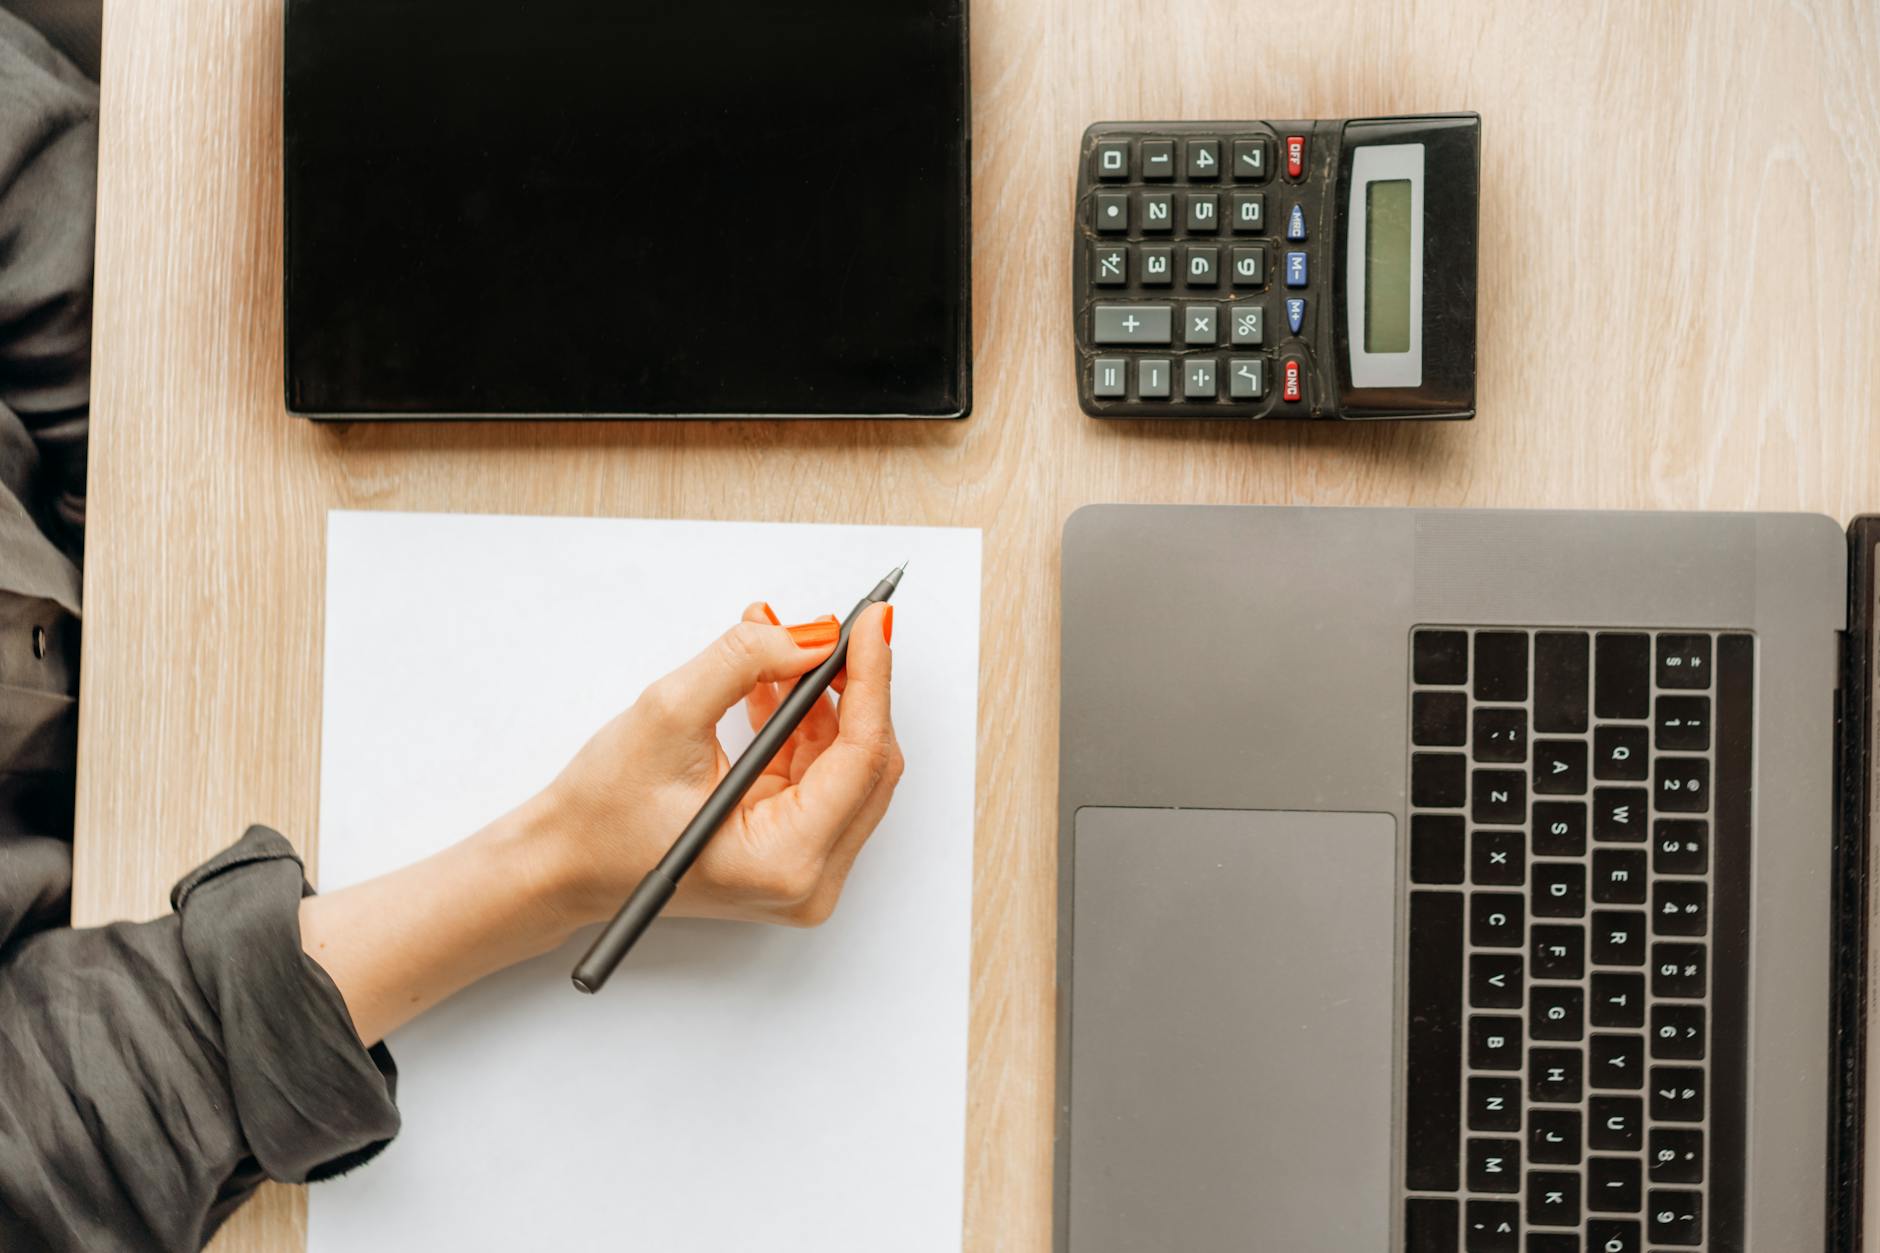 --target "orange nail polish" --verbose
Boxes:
[786,620,841,648]
[882,605,894,645]
[760,602,780,625]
